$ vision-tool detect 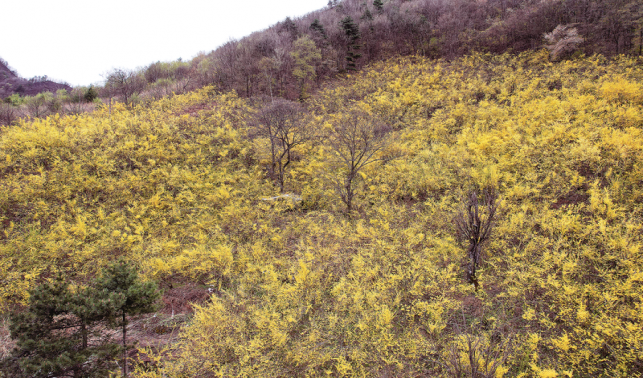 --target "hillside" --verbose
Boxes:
[144,0,643,101]
[1,0,641,128]
[0,59,17,81]
[1,50,642,377]
[0,57,71,99]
